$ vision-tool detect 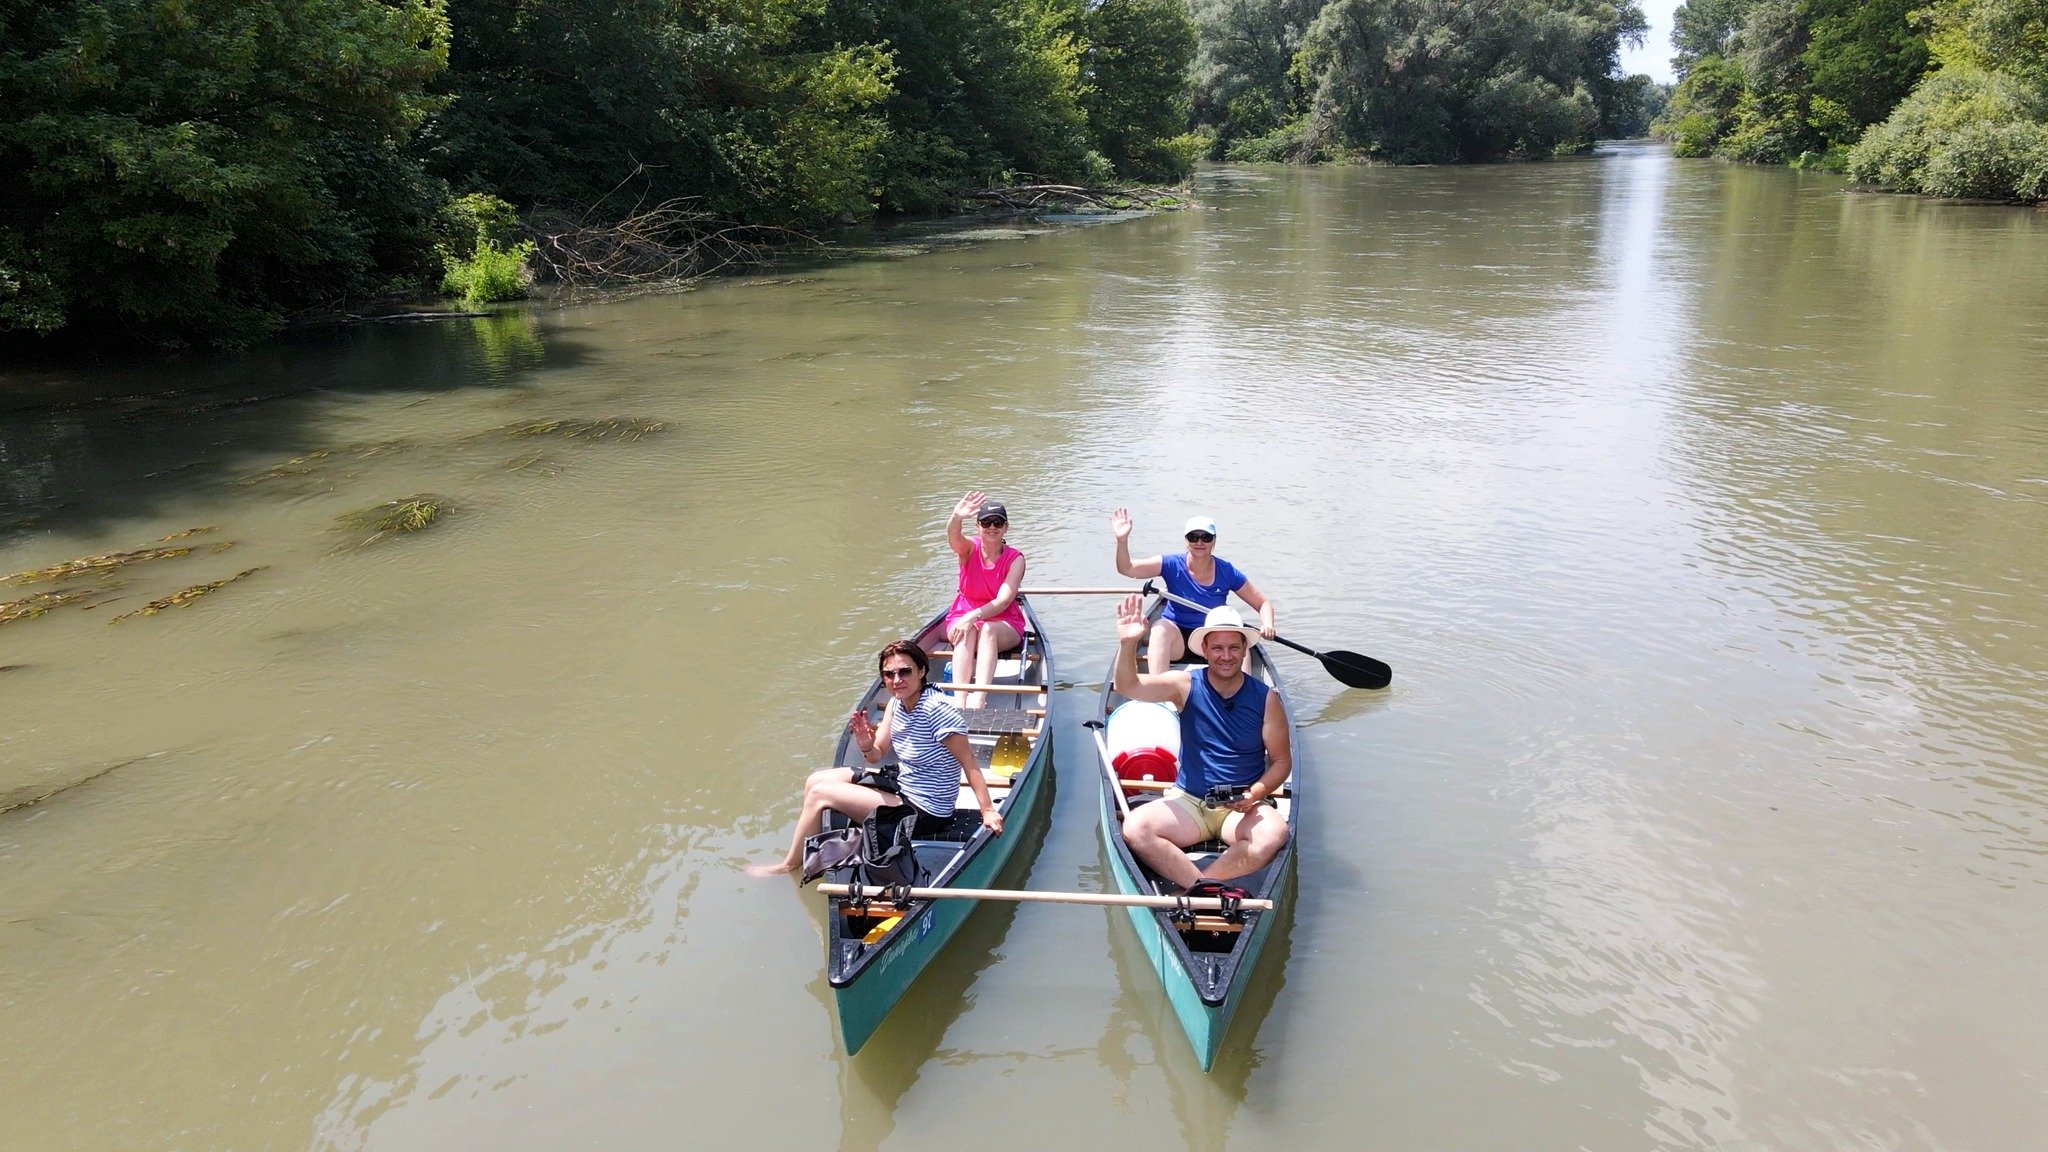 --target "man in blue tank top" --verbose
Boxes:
[1111,594,1293,892]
